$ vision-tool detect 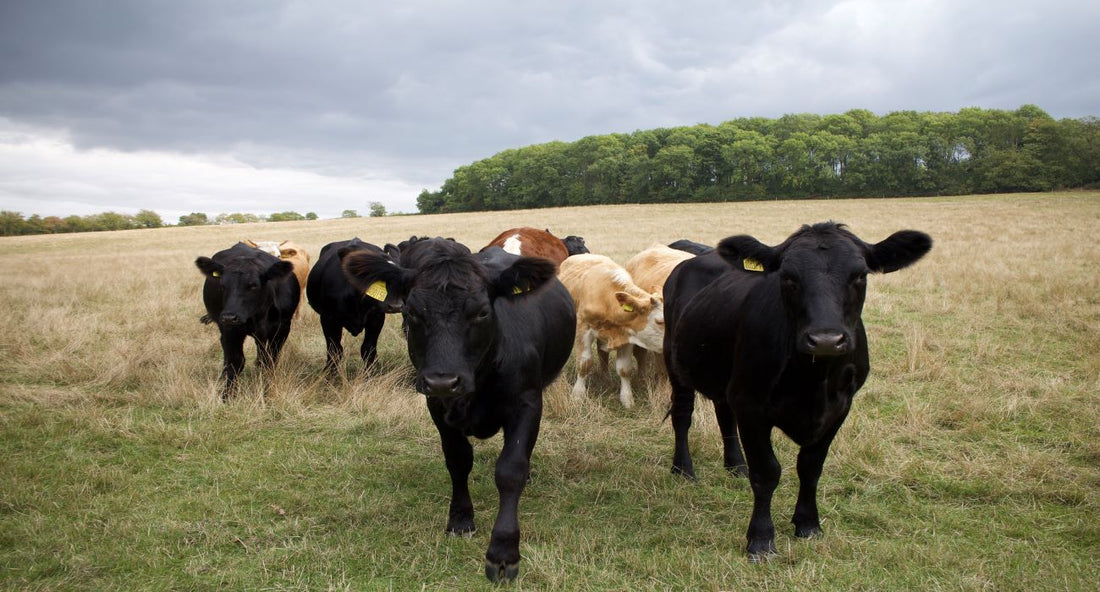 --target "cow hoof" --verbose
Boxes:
[725,464,749,478]
[485,560,519,583]
[747,549,778,564]
[747,540,778,563]
[671,465,697,481]
[446,524,476,538]
[795,524,823,538]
